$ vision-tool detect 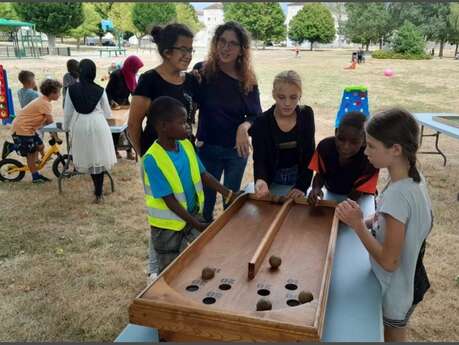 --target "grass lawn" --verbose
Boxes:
[0,47,458,341]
